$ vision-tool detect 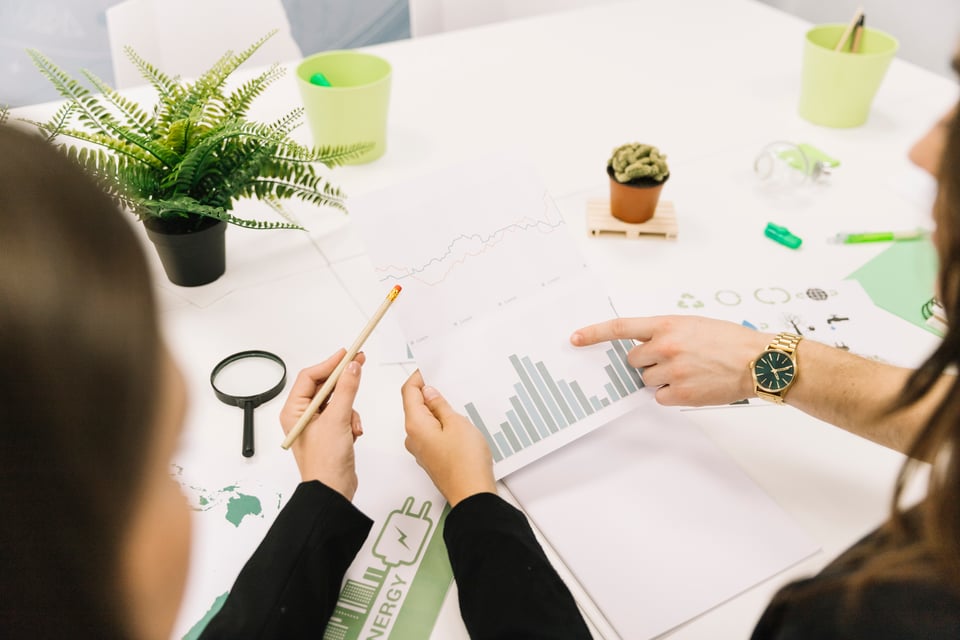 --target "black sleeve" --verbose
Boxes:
[751,576,960,640]
[199,480,373,639]
[443,492,592,639]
